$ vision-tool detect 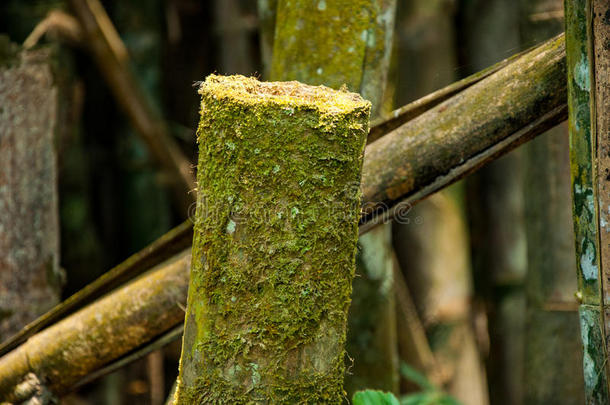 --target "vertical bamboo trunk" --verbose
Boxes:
[459,2,525,403]
[392,1,488,403]
[0,39,62,340]
[173,75,370,403]
[268,0,399,394]
[566,0,610,402]
[519,0,585,404]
